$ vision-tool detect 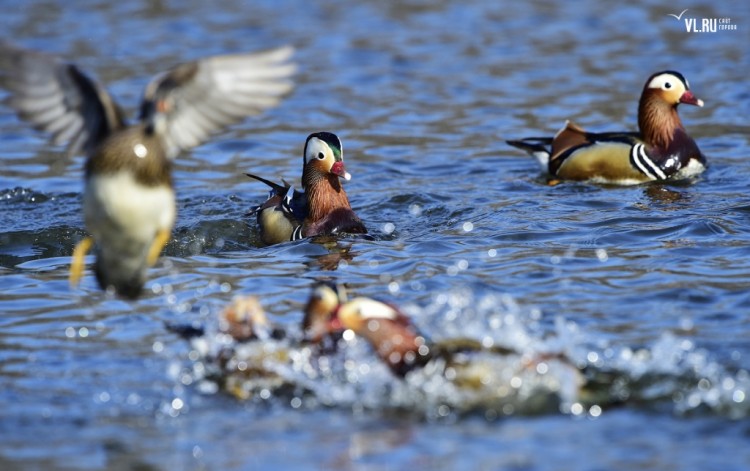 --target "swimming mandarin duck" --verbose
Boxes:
[305,285,586,412]
[0,41,295,298]
[302,282,347,343]
[507,71,706,185]
[246,132,367,246]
